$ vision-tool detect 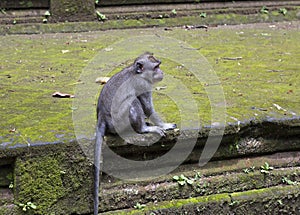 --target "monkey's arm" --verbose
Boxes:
[139,92,177,130]
[139,92,162,123]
